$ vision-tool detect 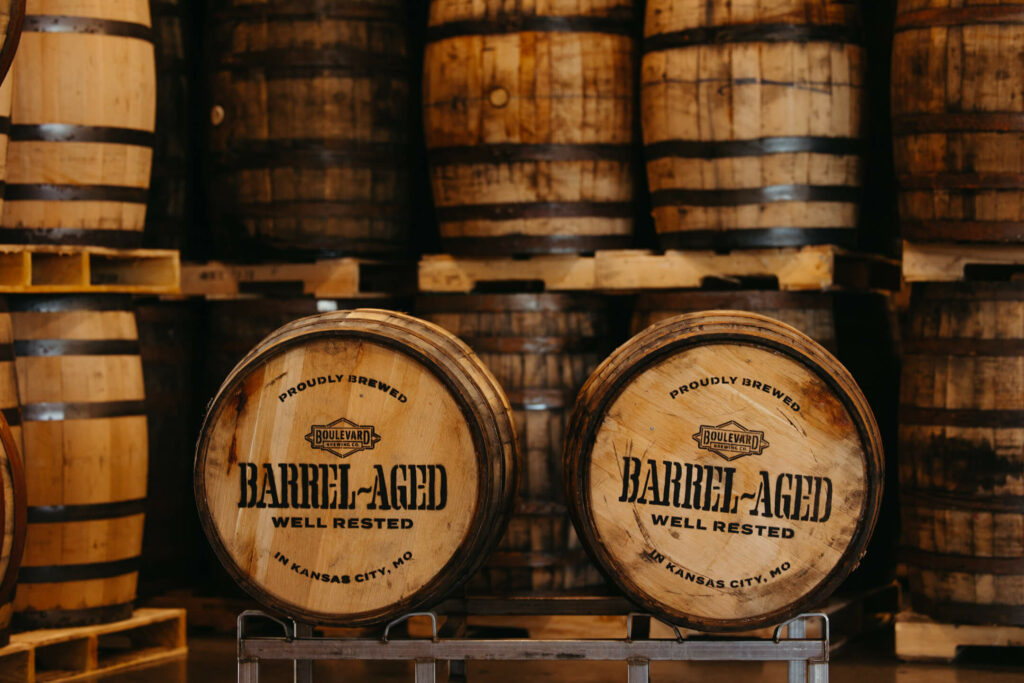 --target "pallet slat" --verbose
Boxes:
[902,240,1024,282]
[895,610,1024,662]
[181,258,415,299]
[0,245,179,293]
[420,246,900,293]
[0,608,186,683]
